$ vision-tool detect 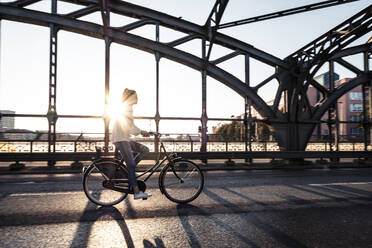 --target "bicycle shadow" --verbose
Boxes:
[70,203,134,248]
